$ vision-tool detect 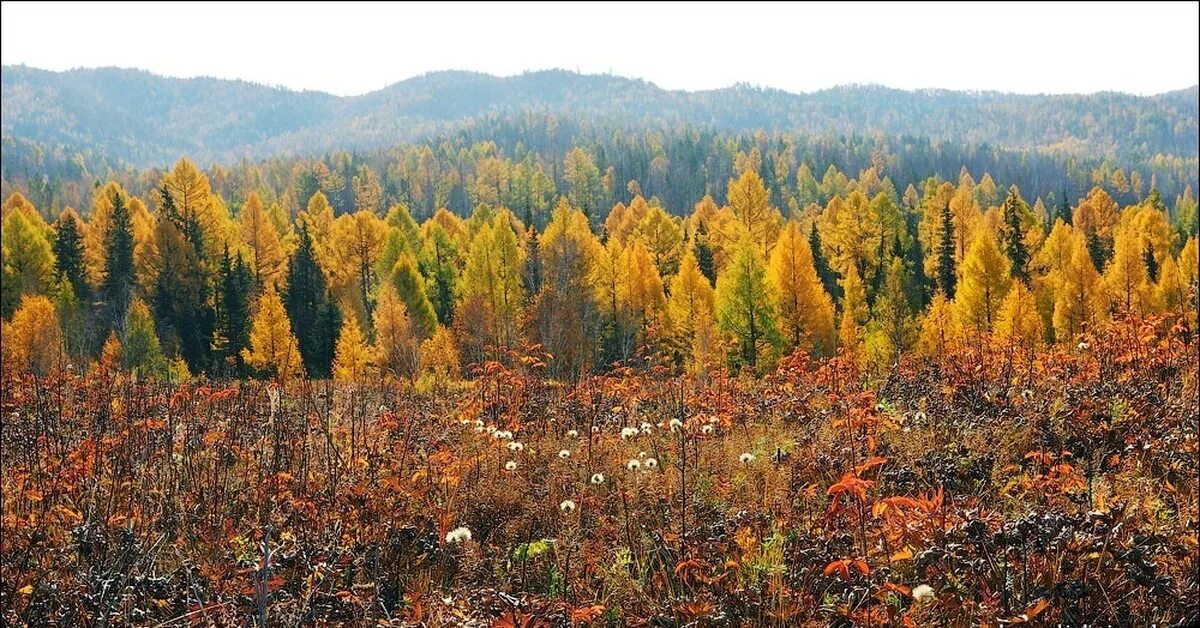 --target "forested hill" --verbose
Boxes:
[3,64,1197,167]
